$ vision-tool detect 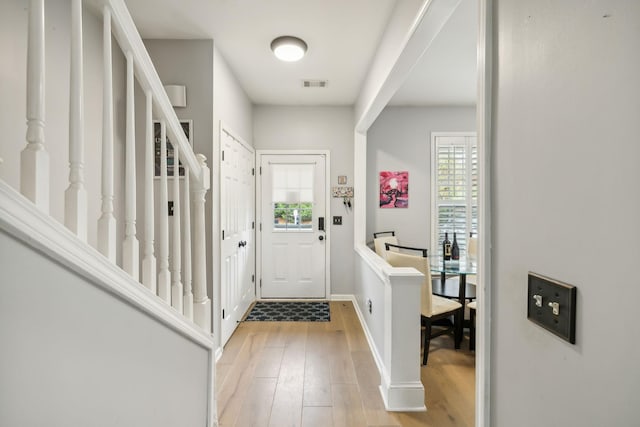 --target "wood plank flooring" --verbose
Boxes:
[216,301,475,427]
